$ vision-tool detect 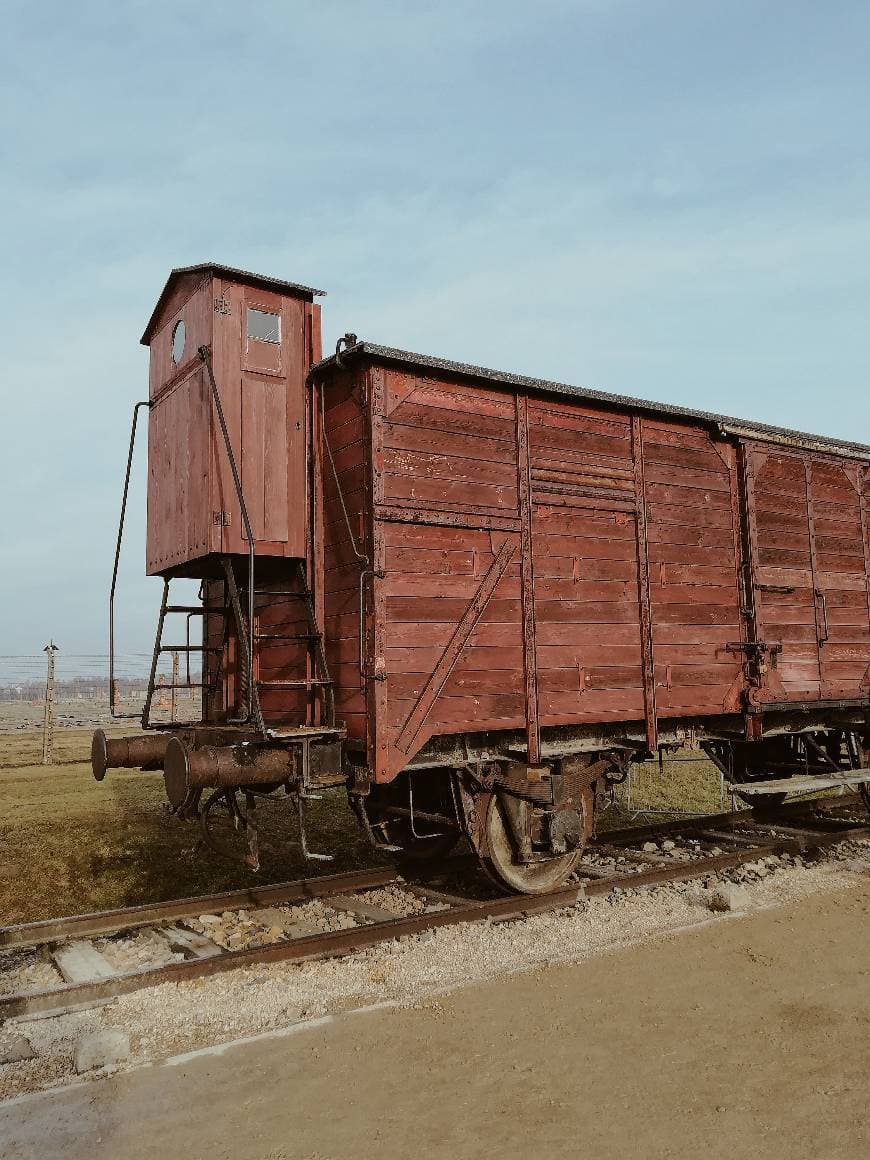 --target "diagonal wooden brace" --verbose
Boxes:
[395,538,517,756]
